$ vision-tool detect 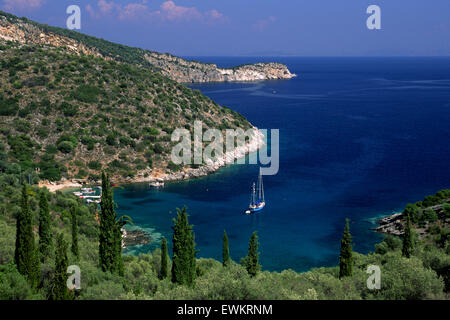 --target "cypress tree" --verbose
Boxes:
[244,231,261,277]
[15,184,39,288]
[70,205,79,260]
[99,171,113,272]
[339,218,353,278]
[50,233,69,300]
[402,212,414,258]
[160,237,168,279]
[38,191,51,261]
[171,206,196,286]
[222,230,230,267]
[99,172,124,275]
[114,222,124,277]
[115,215,132,277]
